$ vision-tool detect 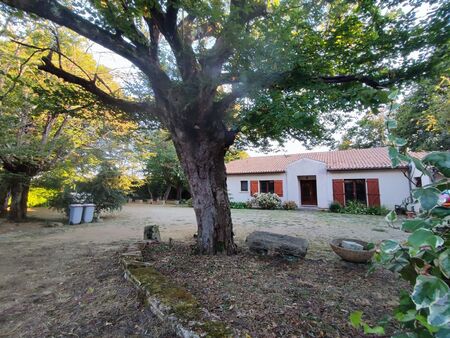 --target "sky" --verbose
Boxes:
[90,44,335,157]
